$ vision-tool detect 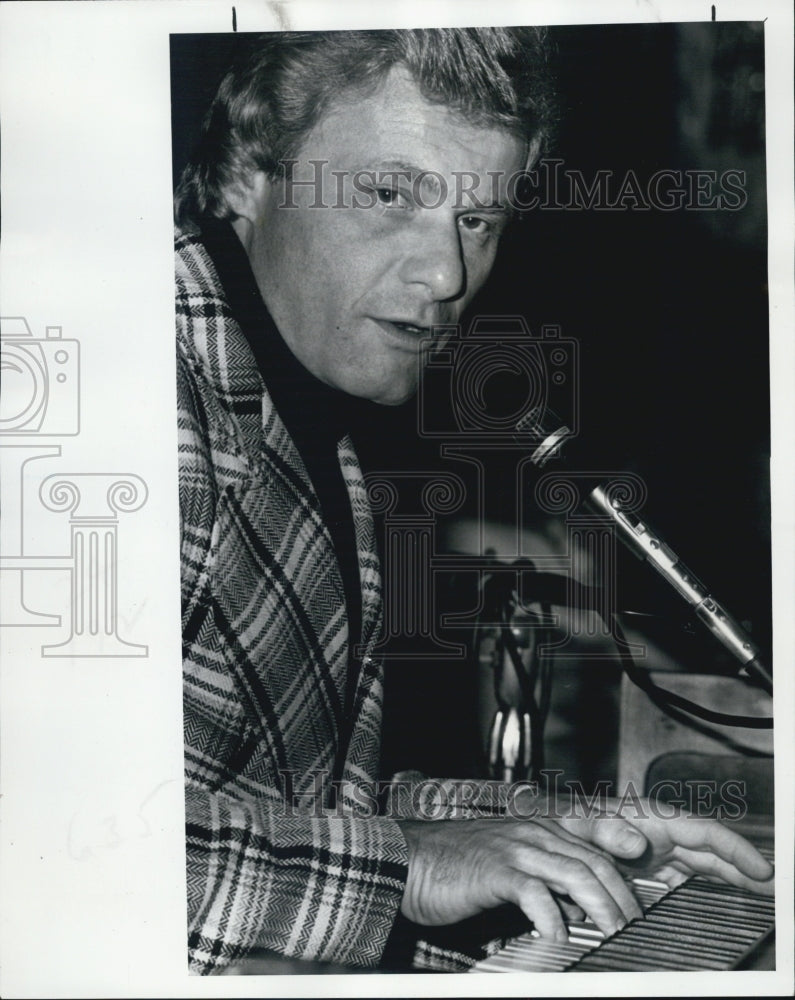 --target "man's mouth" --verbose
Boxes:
[370,318,436,351]
[391,321,430,335]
